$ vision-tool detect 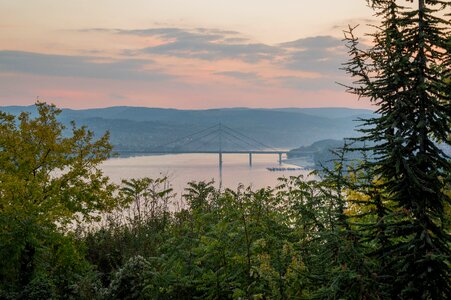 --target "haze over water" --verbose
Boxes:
[101,153,312,197]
